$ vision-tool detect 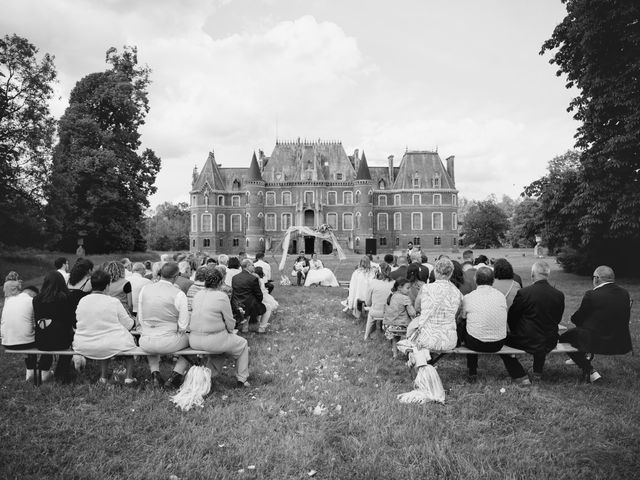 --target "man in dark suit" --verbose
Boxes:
[390,255,409,281]
[501,260,565,384]
[408,251,430,282]
[232,259,270,333]
[560,265,632,382]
